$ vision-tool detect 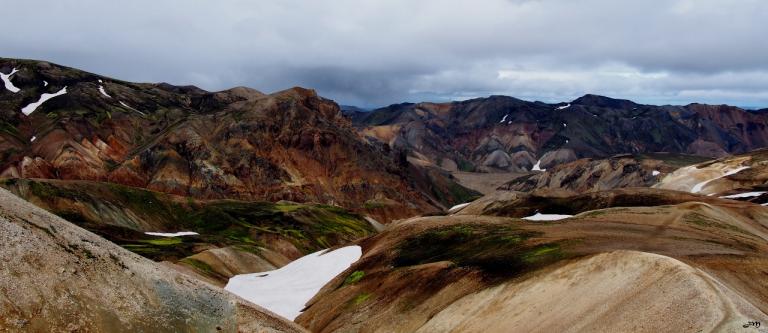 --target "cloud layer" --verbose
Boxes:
[2,0,767,107]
